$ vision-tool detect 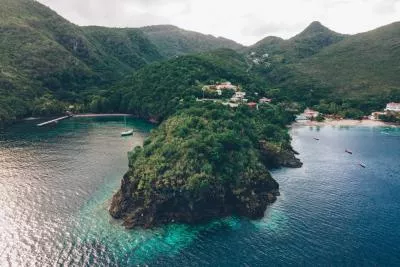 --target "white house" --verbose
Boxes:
[216,82,237,91]
[385,102,400,112]
[303,108,320,119]
[234,92,246,98]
